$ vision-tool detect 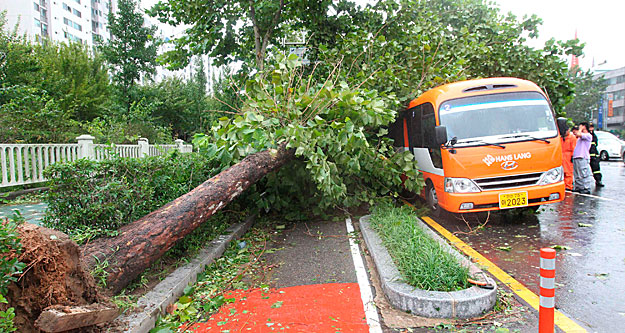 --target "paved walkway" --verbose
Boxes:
[0,202,47,225]
[188,219,377,332]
